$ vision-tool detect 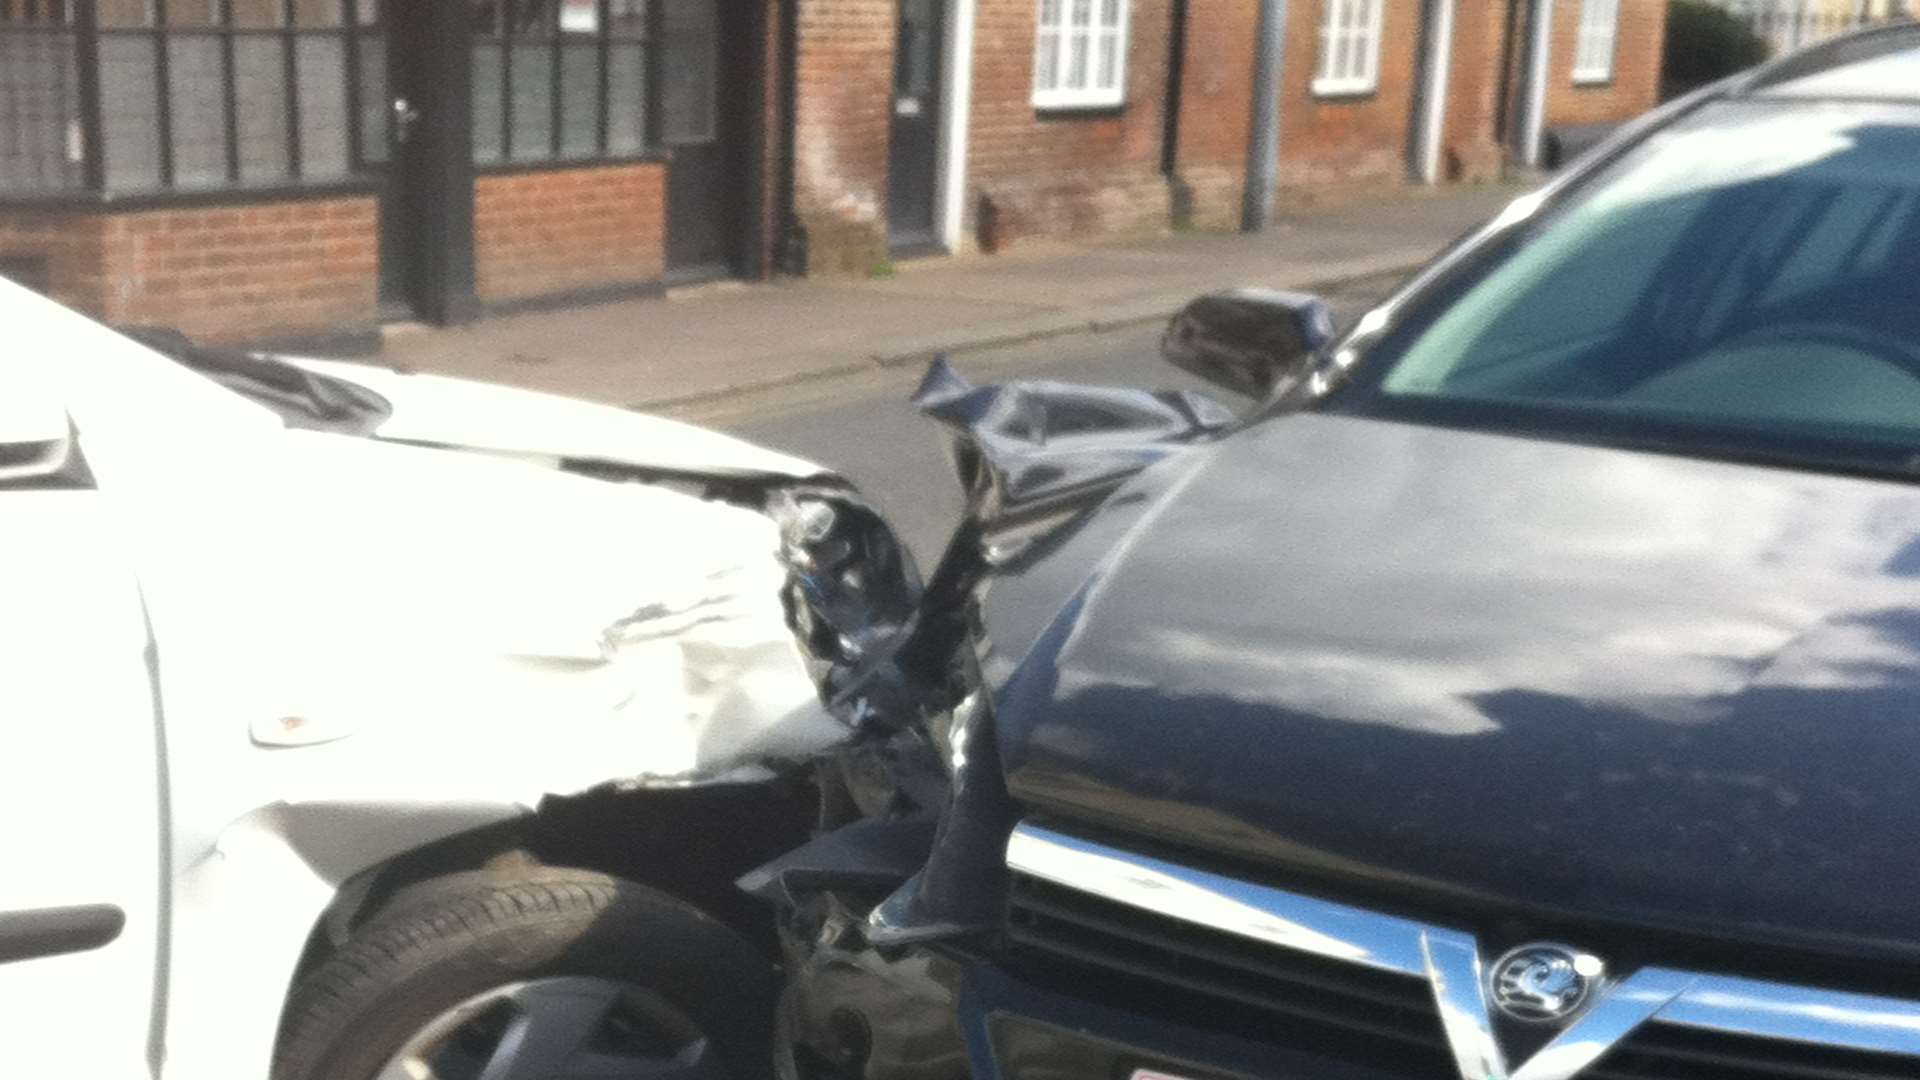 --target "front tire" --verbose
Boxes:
[273,867,773,1080]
